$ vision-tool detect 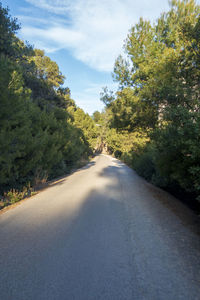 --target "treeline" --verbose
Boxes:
[100,0,200,202]
[0,3,98,202]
